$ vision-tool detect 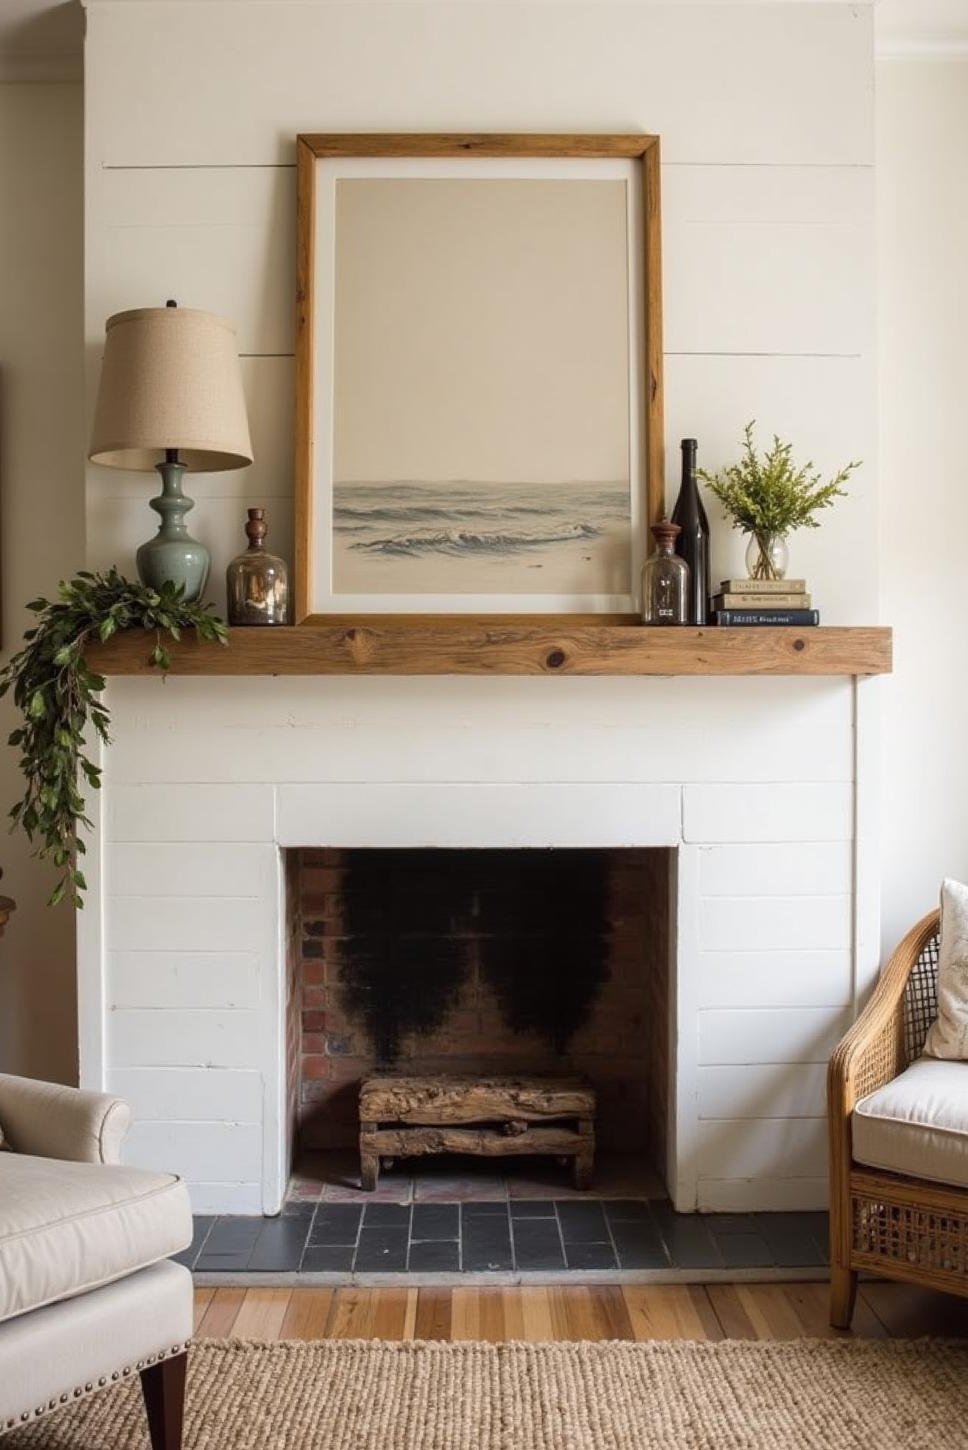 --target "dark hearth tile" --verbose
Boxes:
[611,1222,670,1270]
[556,1201,609,1244]
[201,1216,263,1254]
[462,1216,513,1272]
[510,1200,556,1219]
[602,1199,653,1223]
[248,1218,310,1272]
[802,1210,830,1239]
[802,1211,831,1264]
[411,1203,459,1241]
[512,1220,565,1271]
[354,1227,409,1272]
[408,1240,461,1272]
[282,1199,318,1218]
[752,1213,828,1268]
[461,1201,510,1217]
[362,1202,412,1229]
[713,1232,774,1269]
[649,1206,723,1269]
[172,1215,214,1268]
[194,1250,256,1272]
[564,1241,618,1271]
[301,1244,355,1272]
[309,1204,362,1245]
[707,1213,756,1236]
